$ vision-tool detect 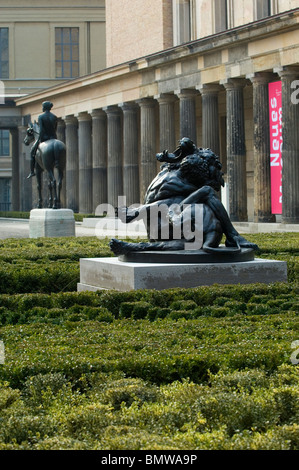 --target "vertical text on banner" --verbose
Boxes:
[268,81,283,215]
